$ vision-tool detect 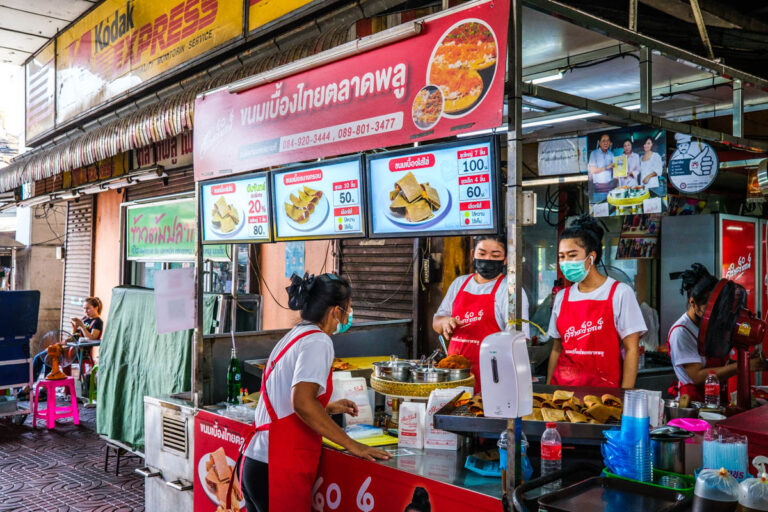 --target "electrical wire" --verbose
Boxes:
[249,257,291,310]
